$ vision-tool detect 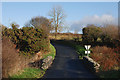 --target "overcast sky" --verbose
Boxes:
[2,2,118,33]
